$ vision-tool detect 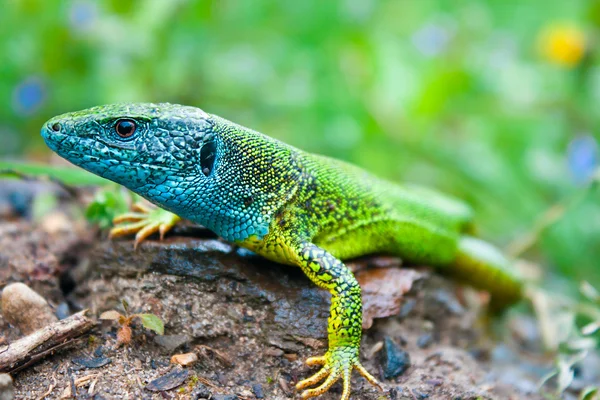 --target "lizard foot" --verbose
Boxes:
[296,346,382,400]
[109,202,181,249]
